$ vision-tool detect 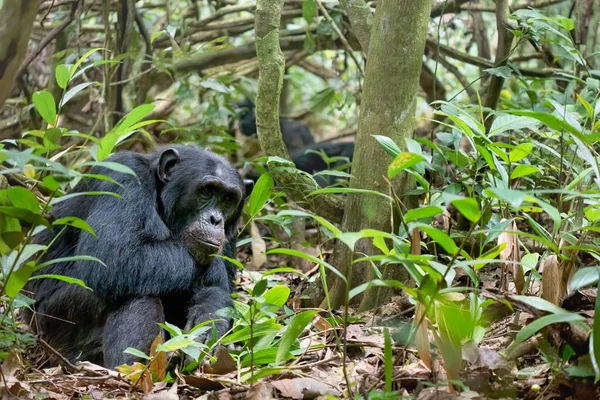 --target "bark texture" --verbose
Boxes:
[325,0,434,311]
[0,0,41,108]
[254,0,345,222]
